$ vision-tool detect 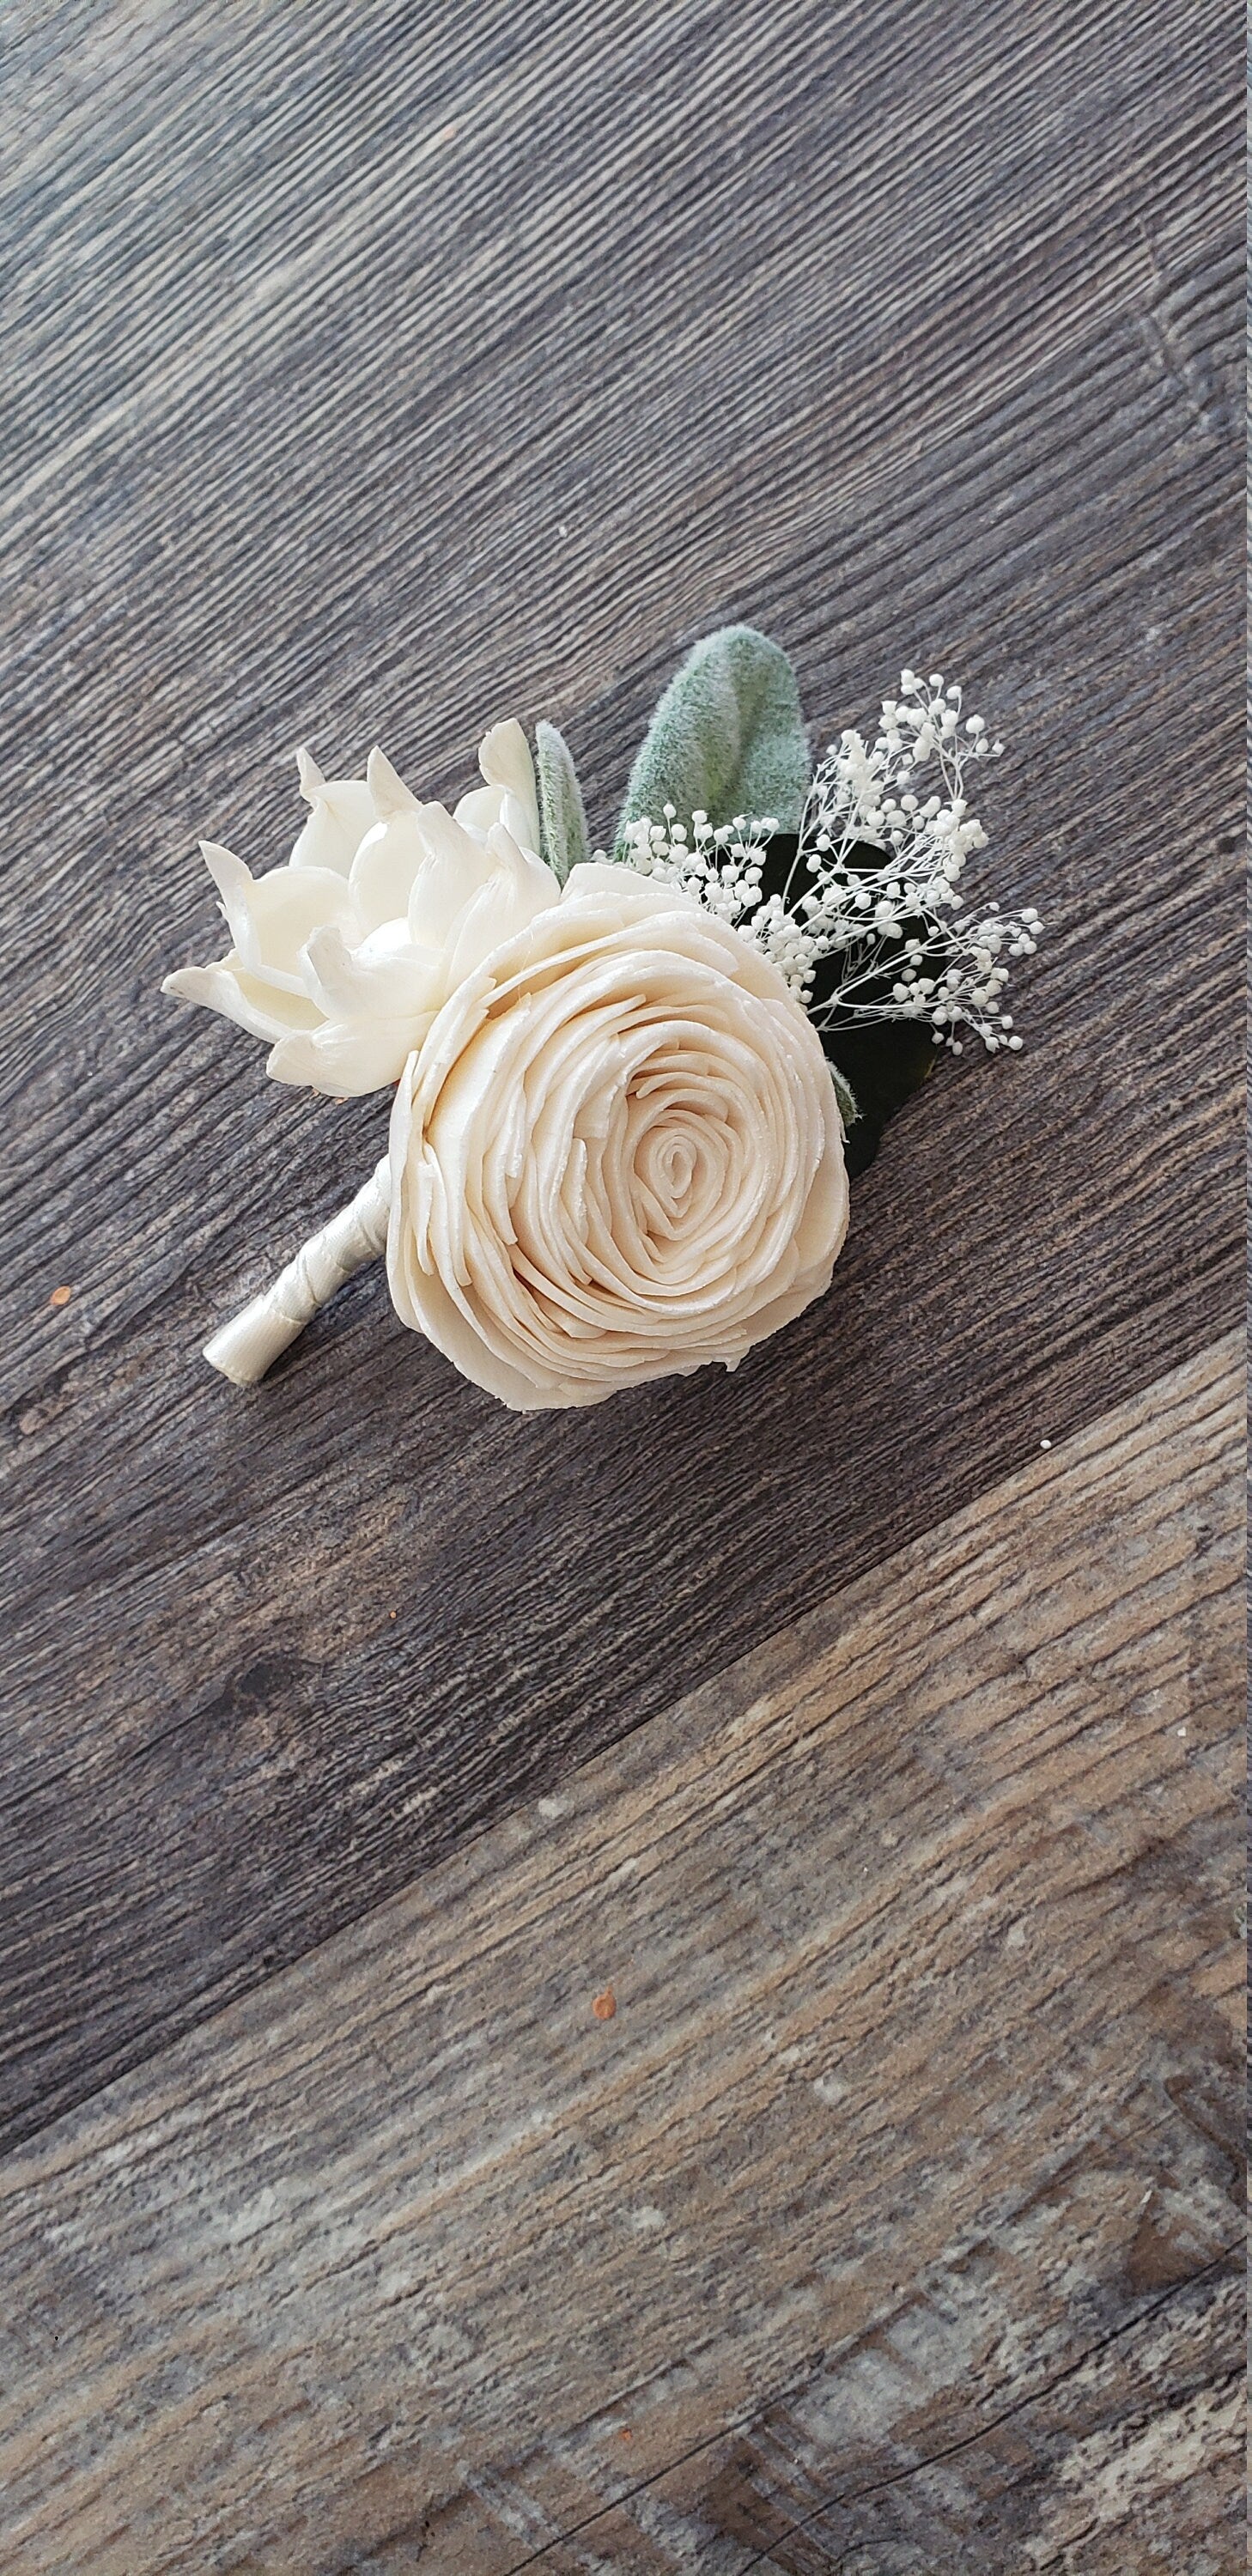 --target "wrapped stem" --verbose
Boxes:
[204,1158,391,1386]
